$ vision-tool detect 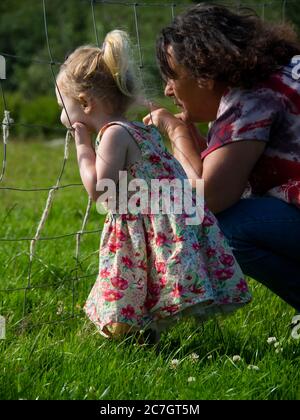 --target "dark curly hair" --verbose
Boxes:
[156,3,300,89]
